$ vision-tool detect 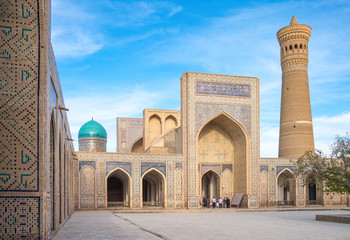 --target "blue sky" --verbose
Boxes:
[52,0,350,157]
